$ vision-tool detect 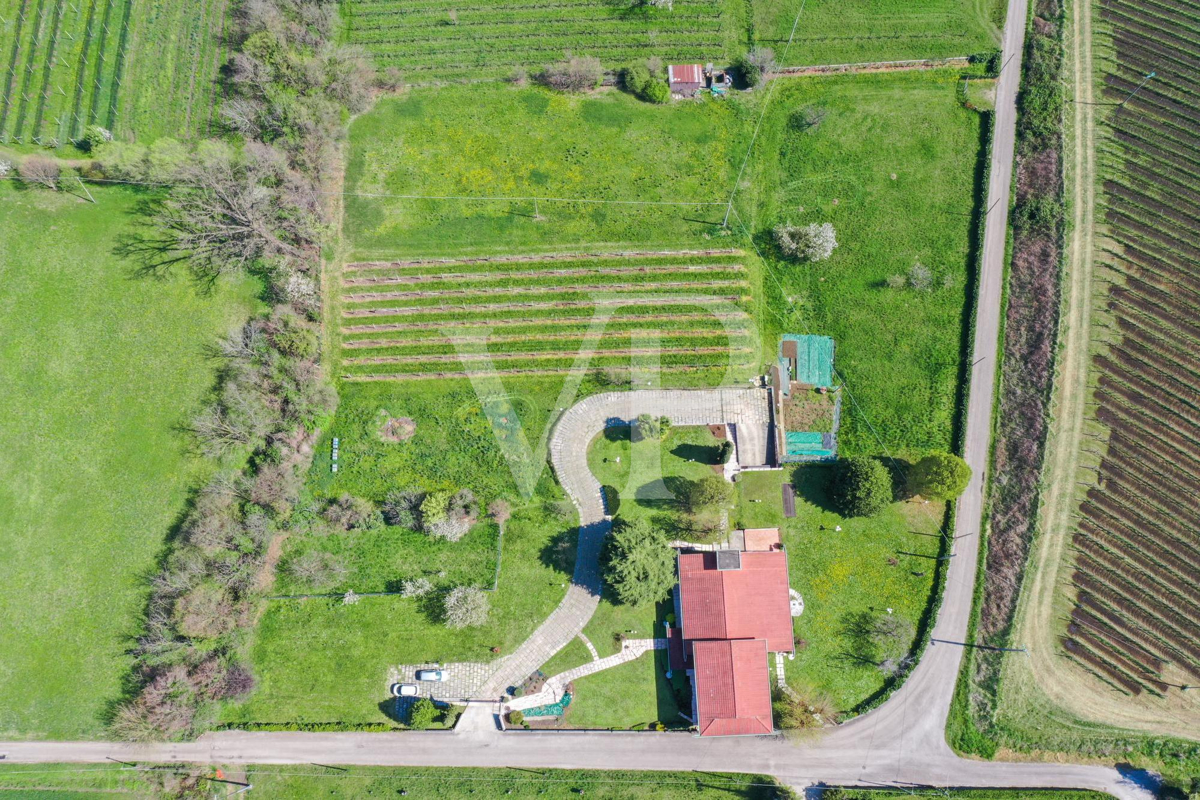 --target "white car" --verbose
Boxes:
[391,683,418,697]
[415,669,448,682]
